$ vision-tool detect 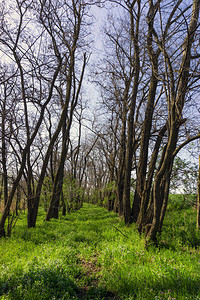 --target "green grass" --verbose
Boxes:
[1,203,200,299]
